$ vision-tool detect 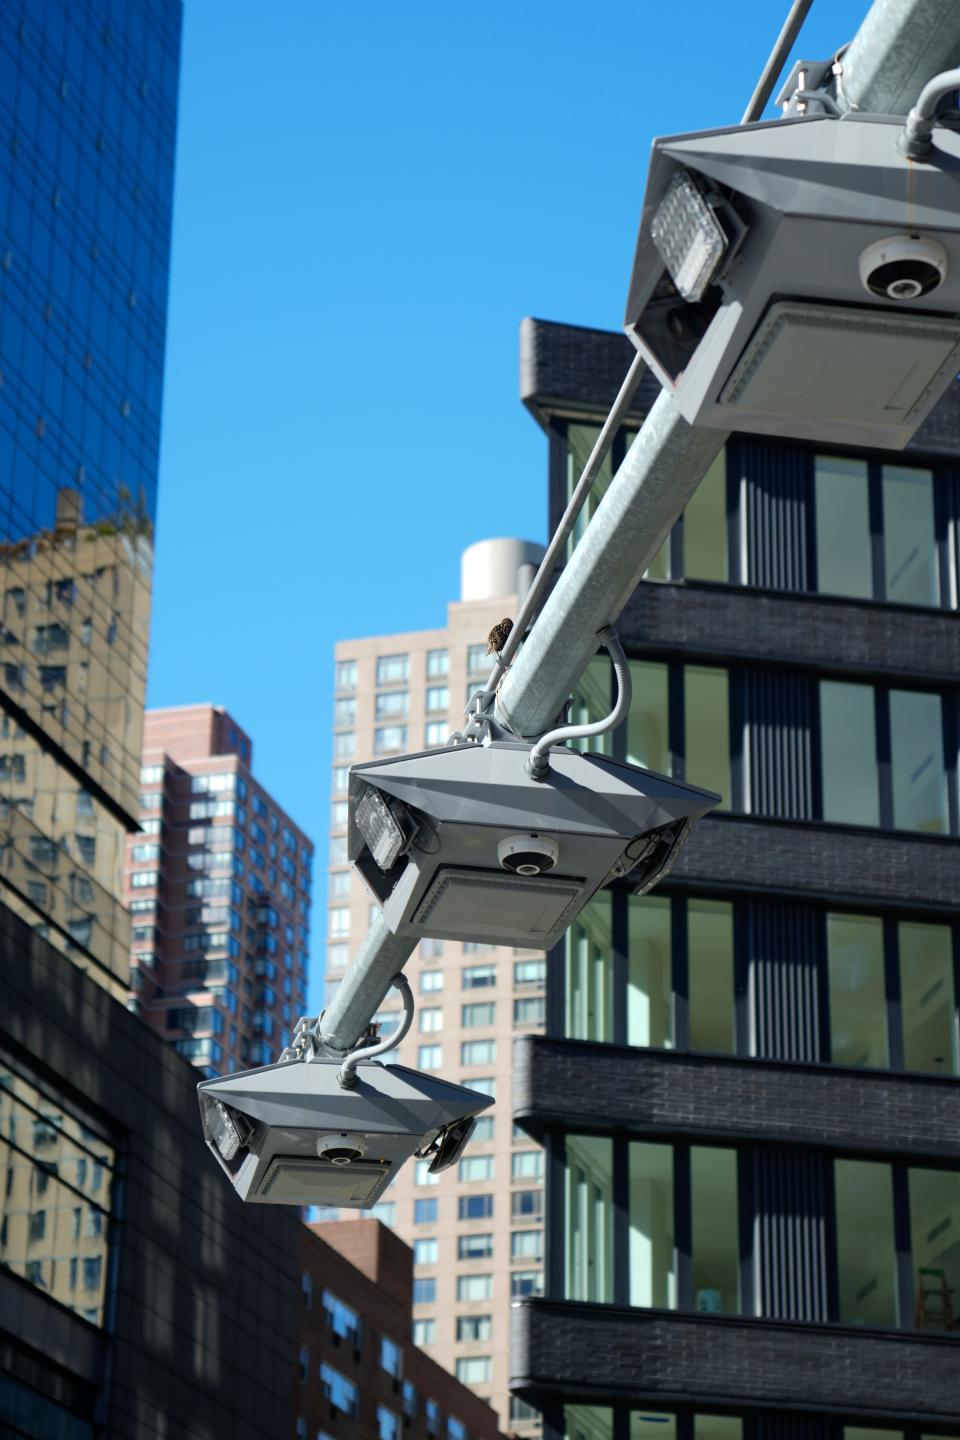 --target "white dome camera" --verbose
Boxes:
[316,1132,368,1166]
[859,234,948,301]
[497,833,560,876]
